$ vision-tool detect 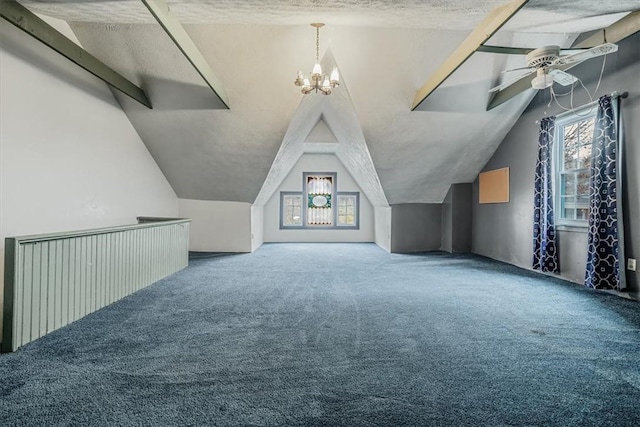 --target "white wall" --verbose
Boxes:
[263,154,374,242]
[179,199,252,252]
[374,207,392,252]
[251,205,264,252]
[0,17,179,342]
